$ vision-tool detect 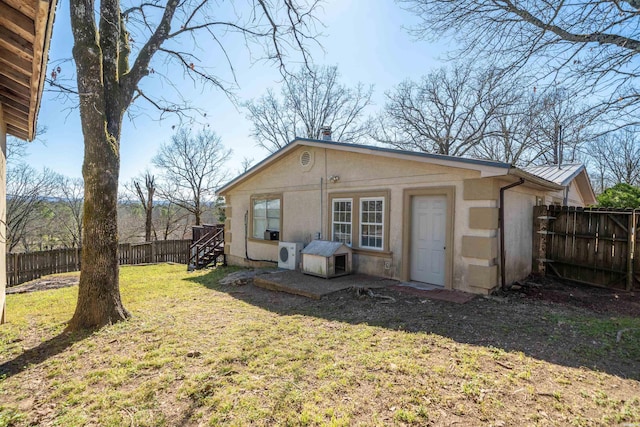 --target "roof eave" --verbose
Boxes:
[28,0,58,141]
[508,168,564,190]
[217,138,512,194]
